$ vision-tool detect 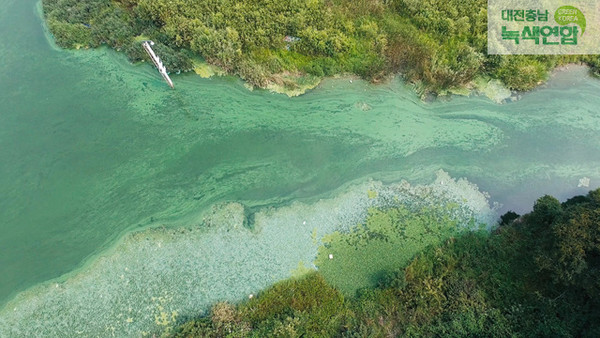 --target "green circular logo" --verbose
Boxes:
[555,6,586,35]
